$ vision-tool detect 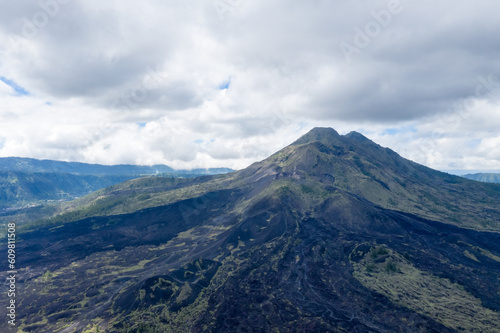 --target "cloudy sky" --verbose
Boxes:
[1,0,499,172]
